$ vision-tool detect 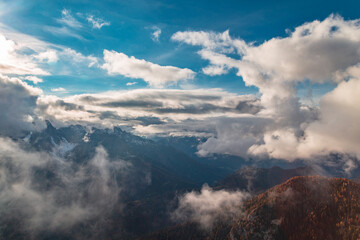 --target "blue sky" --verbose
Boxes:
[1,0,358,96]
